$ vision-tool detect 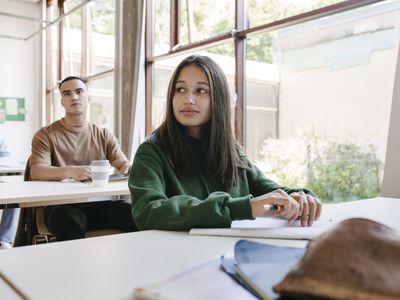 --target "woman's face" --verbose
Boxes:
[172,64,211,139]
